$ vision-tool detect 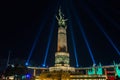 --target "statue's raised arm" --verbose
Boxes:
[56,9,67,28]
